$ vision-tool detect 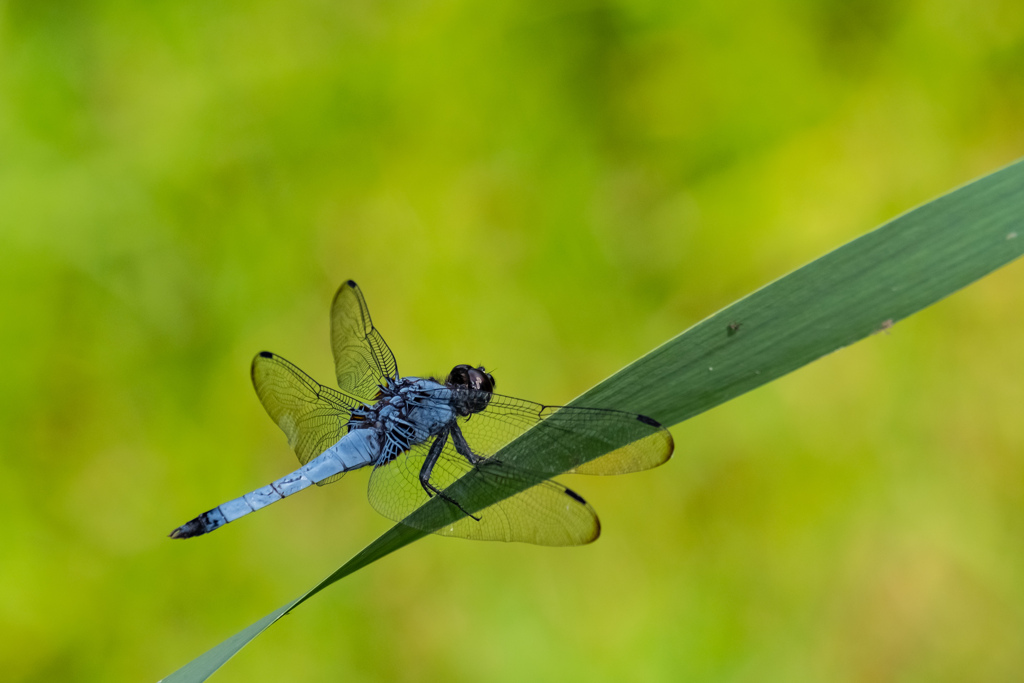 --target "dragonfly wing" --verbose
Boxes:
[251,351,364,485]
[331,281,398,400]
[442,392,674,476]
[367,437,600,546]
